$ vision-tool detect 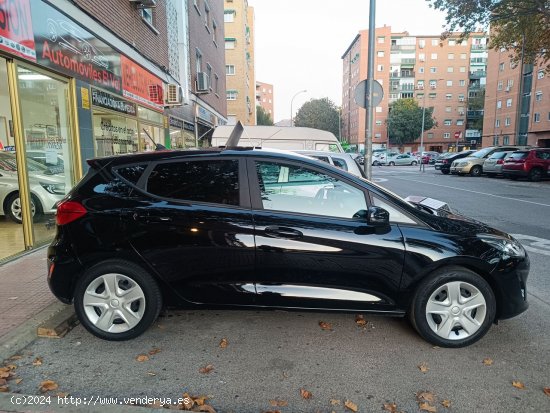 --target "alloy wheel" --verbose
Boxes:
[83,273,146,333]
[425,281,487,340]
[10,197,36,221]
